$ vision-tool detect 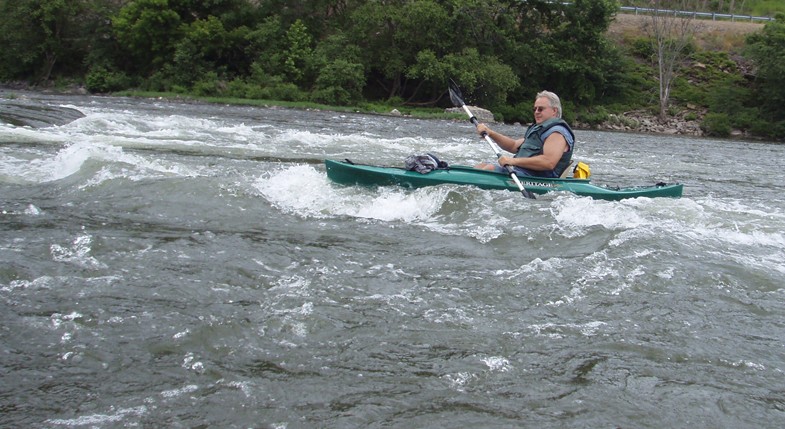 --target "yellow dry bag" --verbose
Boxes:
[573,161,591,179]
